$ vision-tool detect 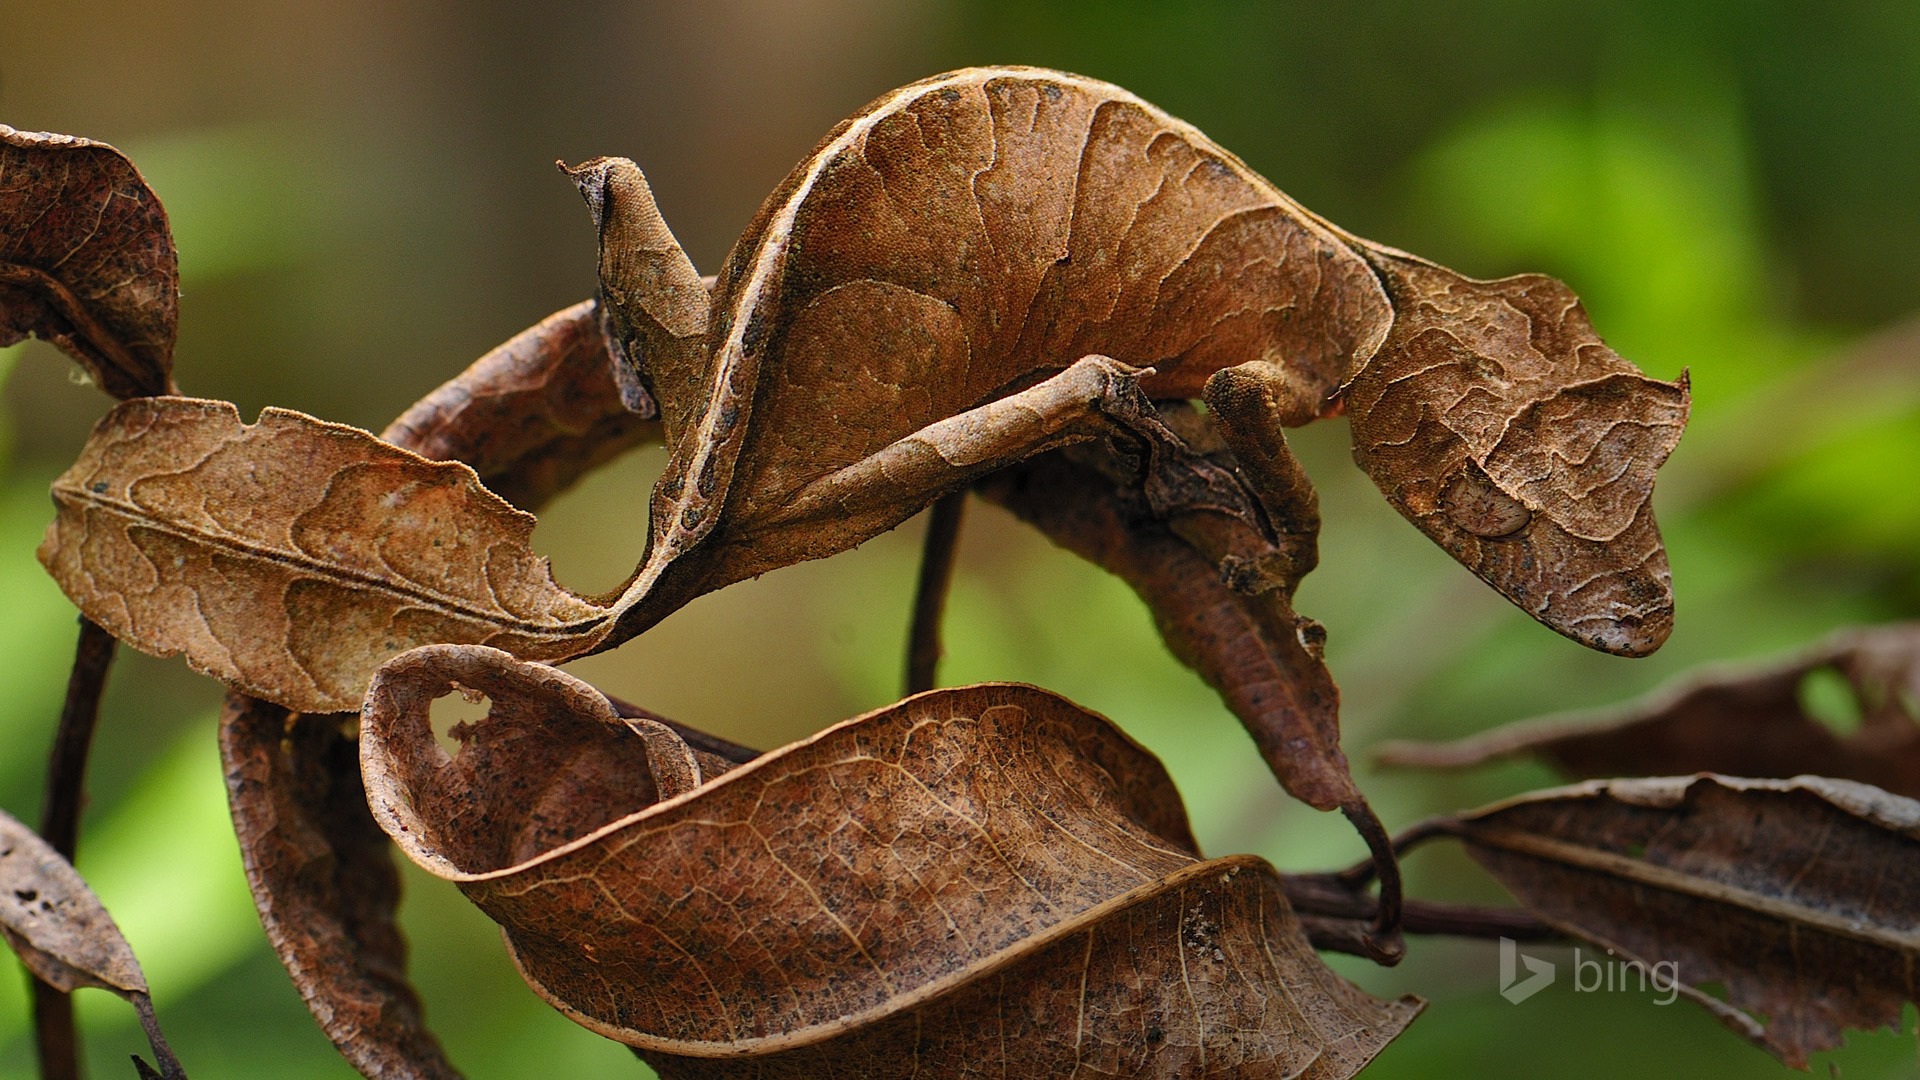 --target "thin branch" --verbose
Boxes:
[905,491,967,696]
[1340,800,1406,964]
[1284,872,1560,948]
[131,992,187,1079]
[31,617,118,1080]
[1336,814,1461,891]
